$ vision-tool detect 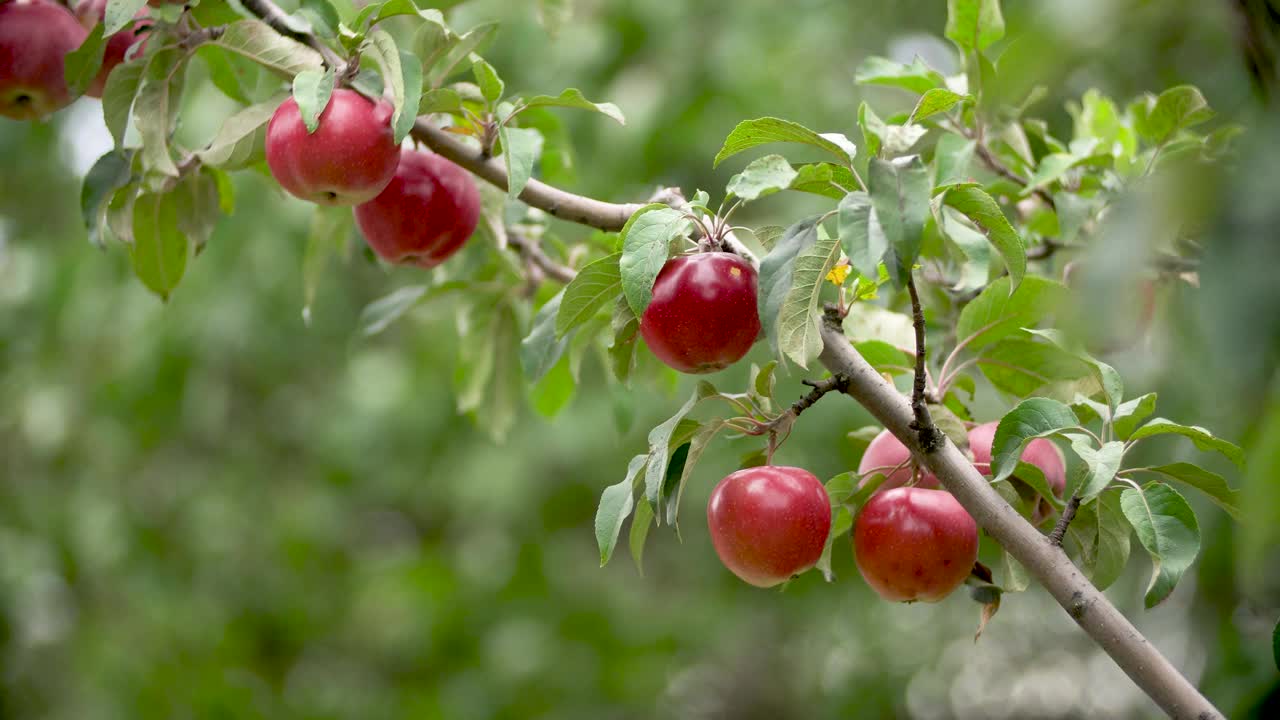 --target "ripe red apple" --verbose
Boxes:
[968,421,1065,524]
[639,252,761,374]
[853,486,978,602]
[353,149,481,268]
[856,429,939,492]
[75,0,149,99]
[706,465,832,588]
[265,88,400,206]
[0,0,88,121]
